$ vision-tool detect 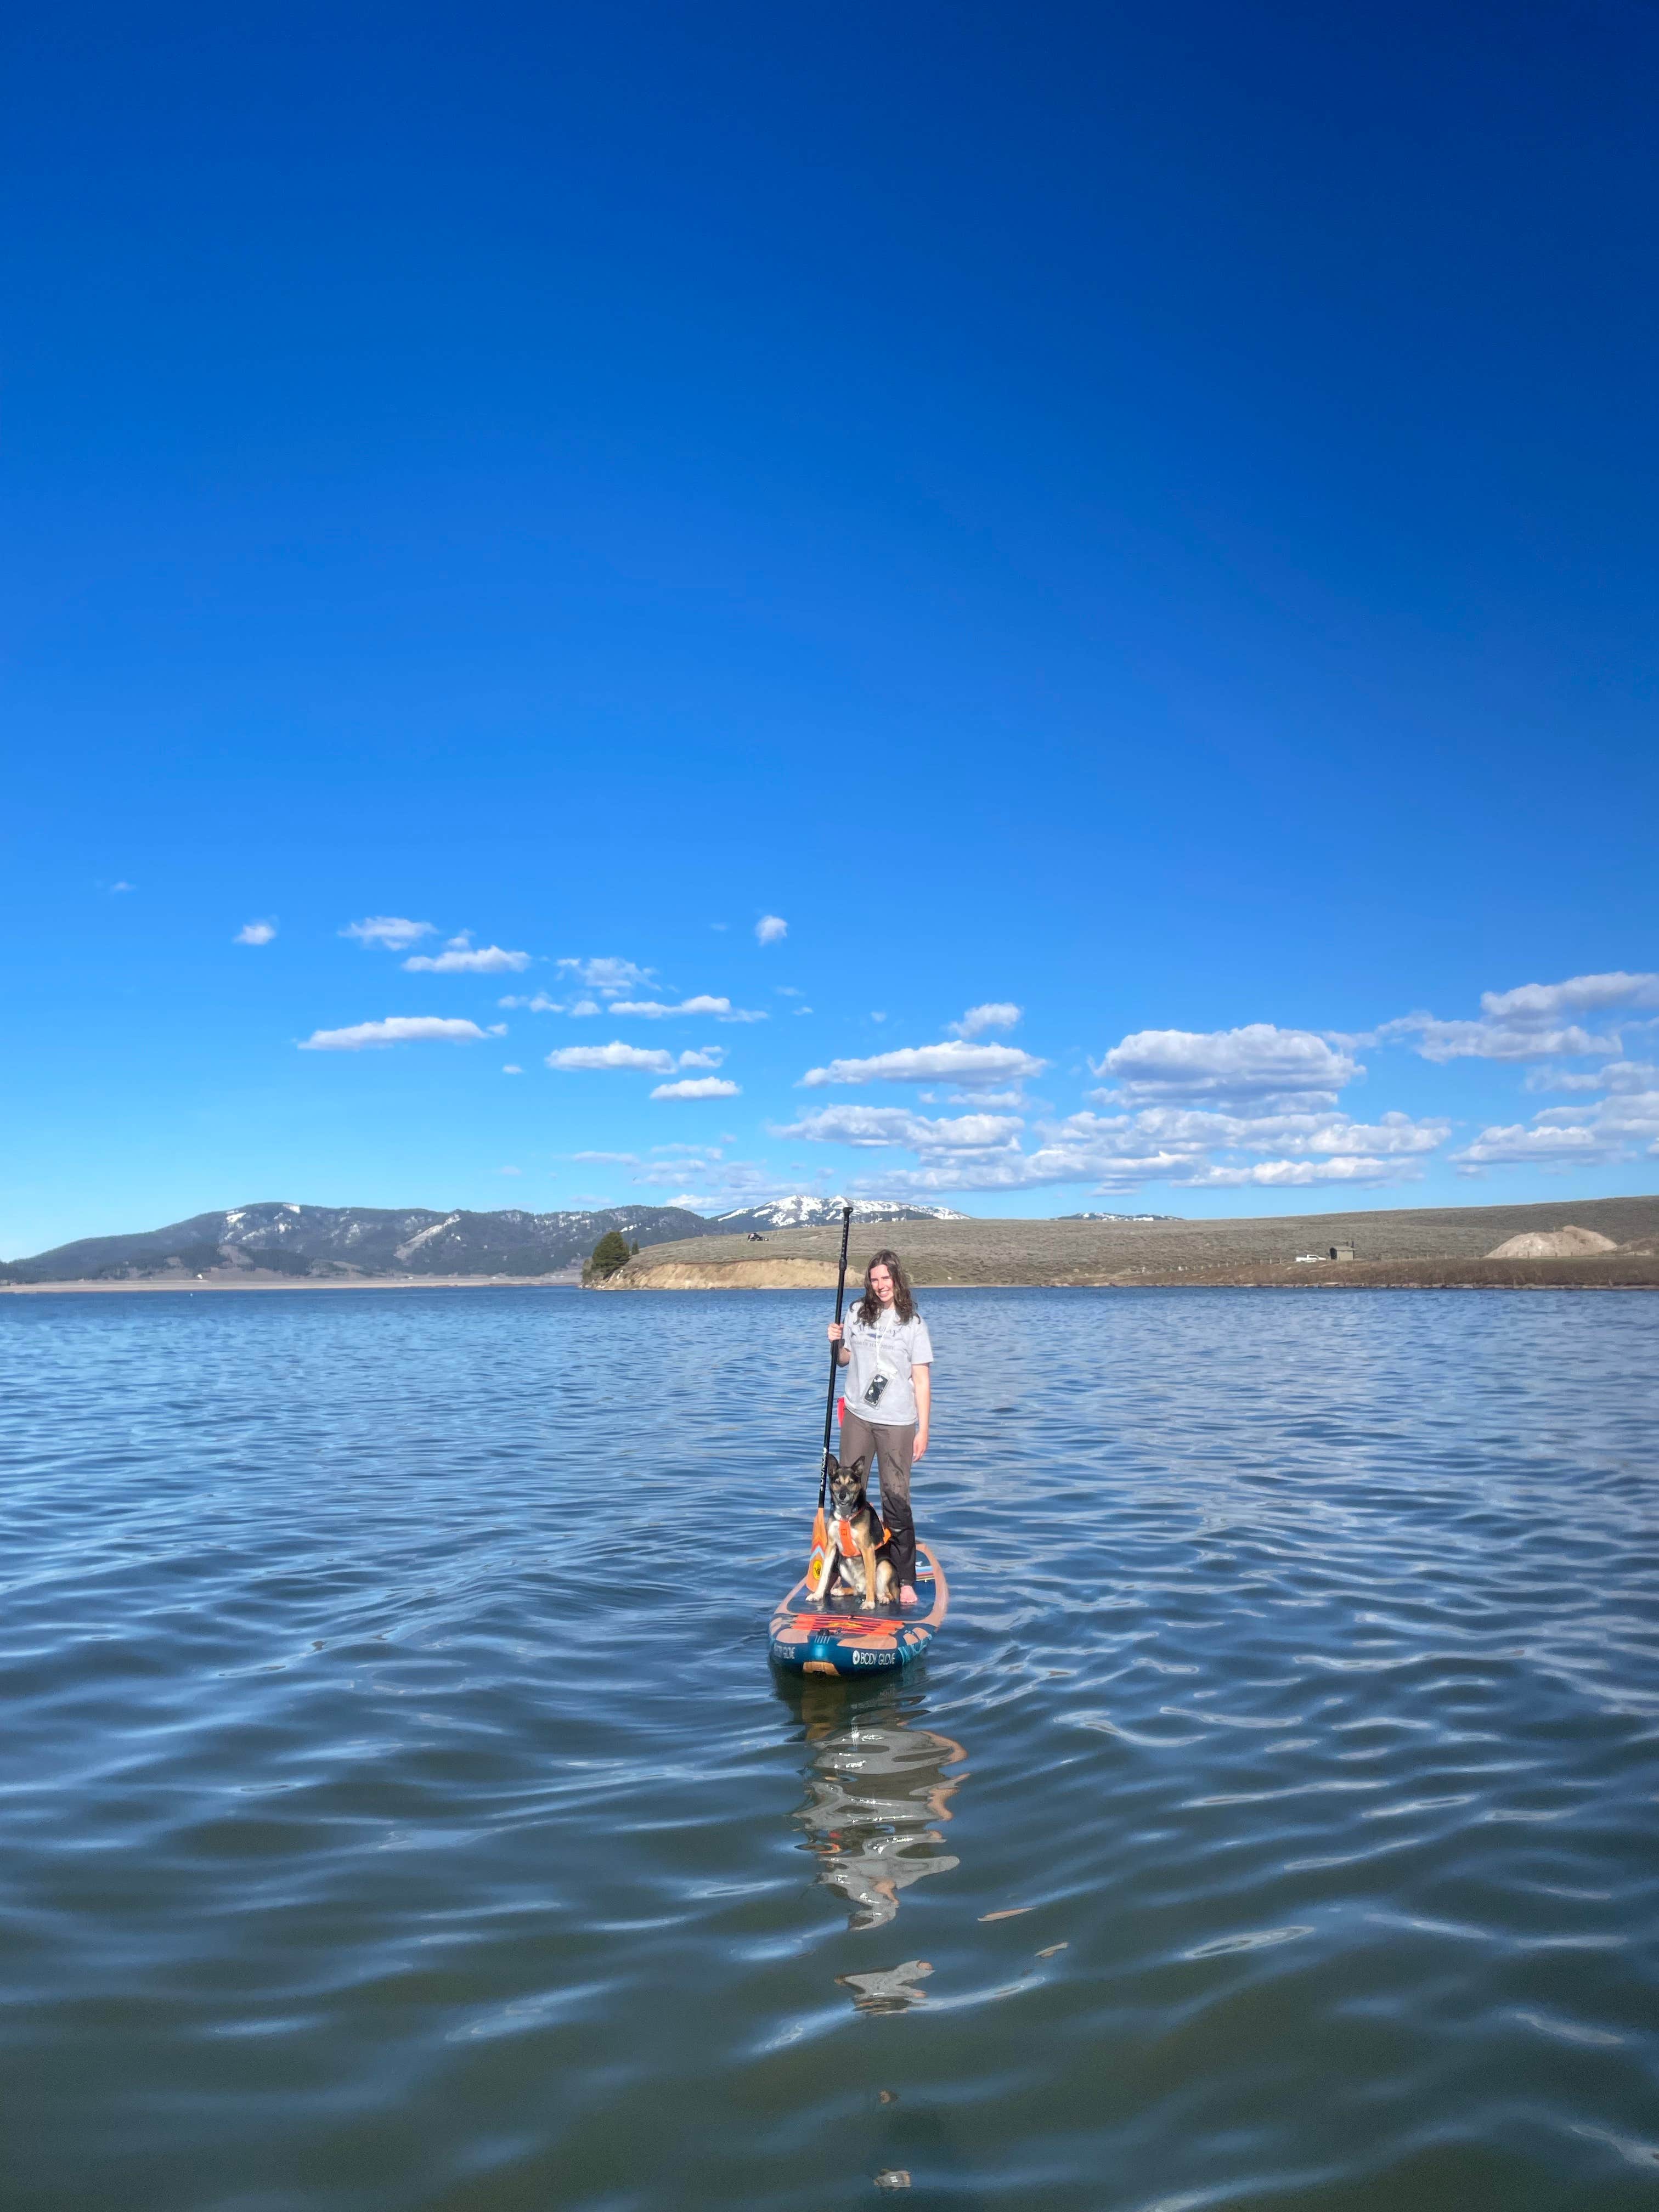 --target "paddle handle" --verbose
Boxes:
[819,1203,854,1501]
